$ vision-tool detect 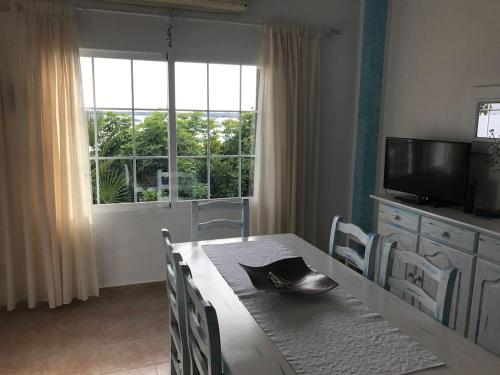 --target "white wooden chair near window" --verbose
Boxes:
[161,229,190,375]
[328,215,379,280]
[180,261,223,375]
[191,199,250,241]
[379,239,458,326]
